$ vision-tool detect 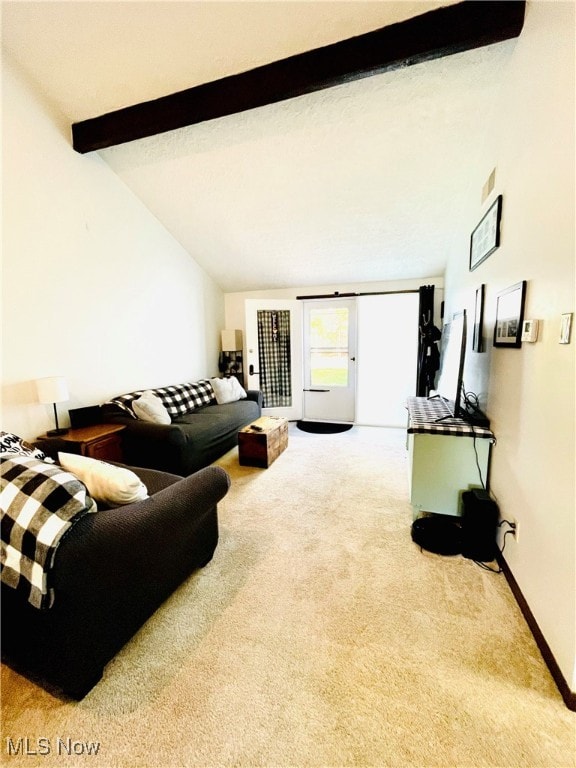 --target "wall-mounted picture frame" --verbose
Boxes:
[494,281,527,348]
[472,284,485,352]
[470,195,503,271]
